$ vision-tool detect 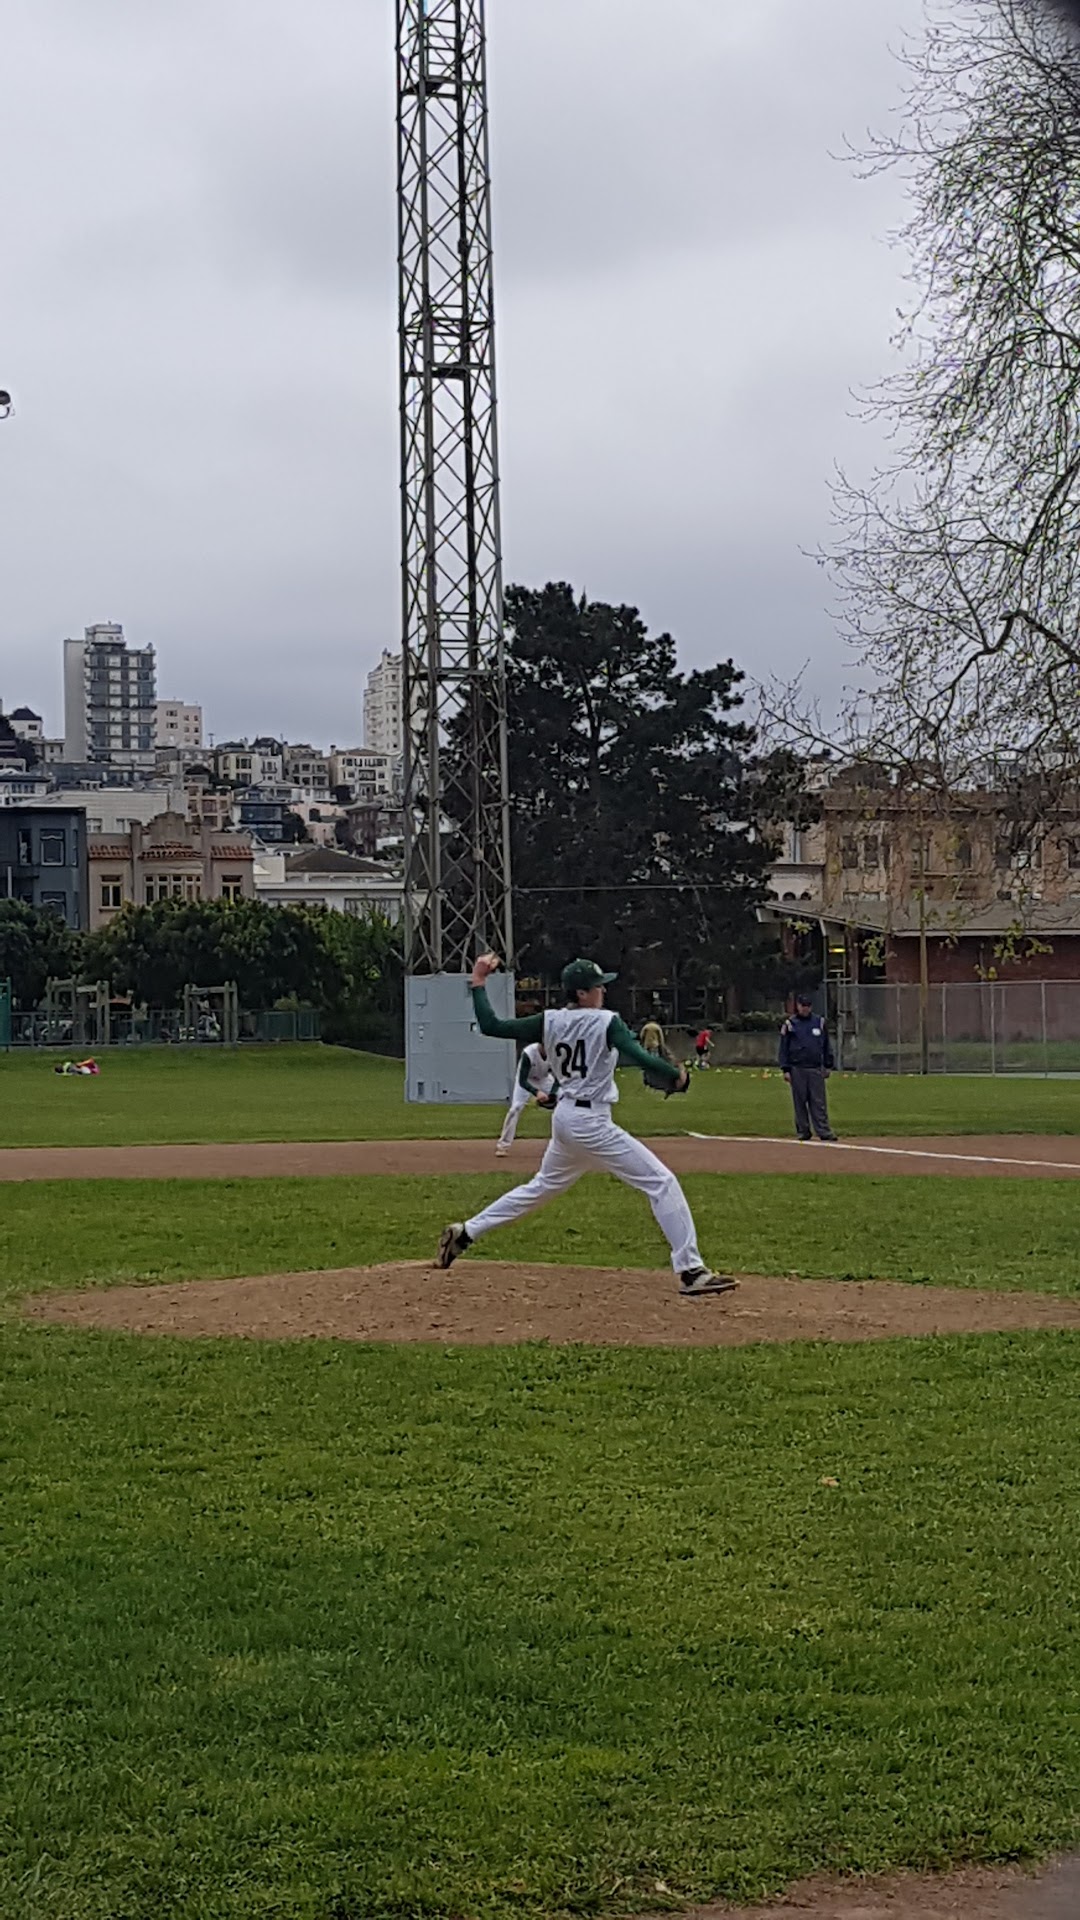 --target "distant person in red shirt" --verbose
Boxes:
[694,1027,712,1069]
